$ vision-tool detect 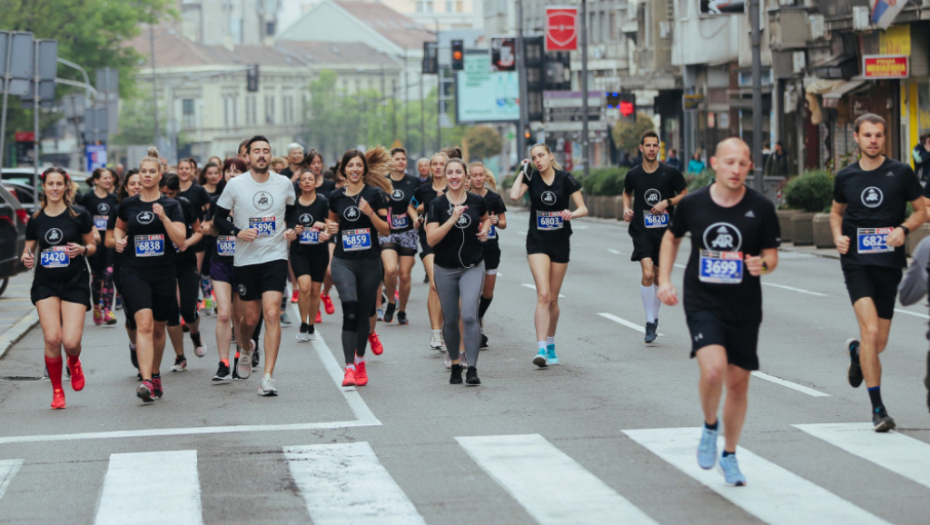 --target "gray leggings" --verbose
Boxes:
[331,257,383,365]
[433,262,485,366]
